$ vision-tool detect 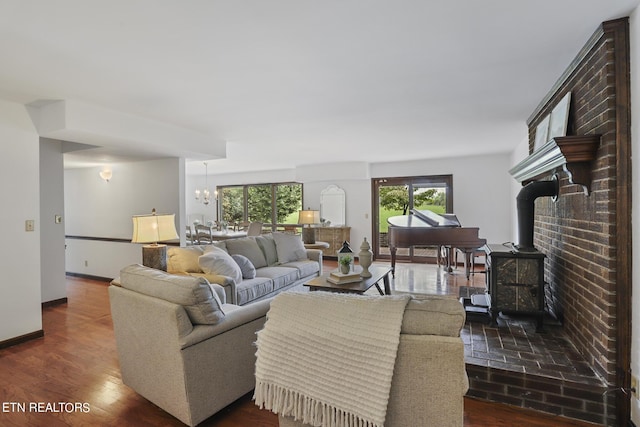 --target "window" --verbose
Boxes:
[219,182,303,229]
[220,186,244,225]
[247,184,272,223]
[372,175,453,261]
